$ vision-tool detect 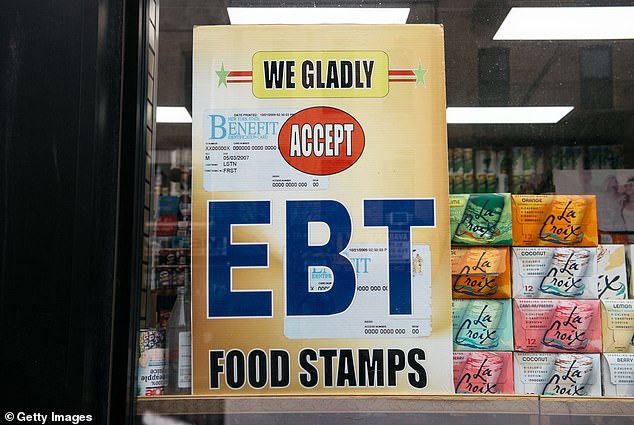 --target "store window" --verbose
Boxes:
[135,2,634,424]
